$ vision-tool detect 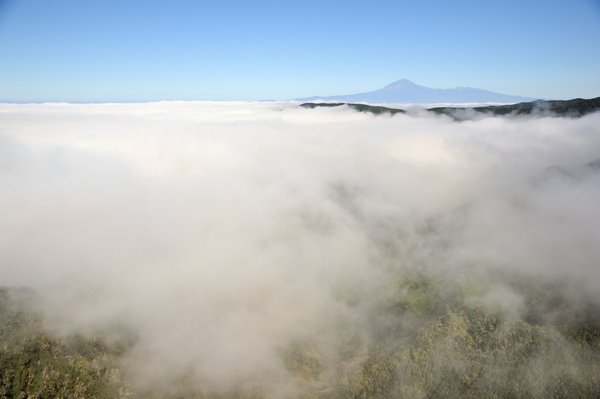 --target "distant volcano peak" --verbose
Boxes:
[381,79,421,90]
[297,79,536,104]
